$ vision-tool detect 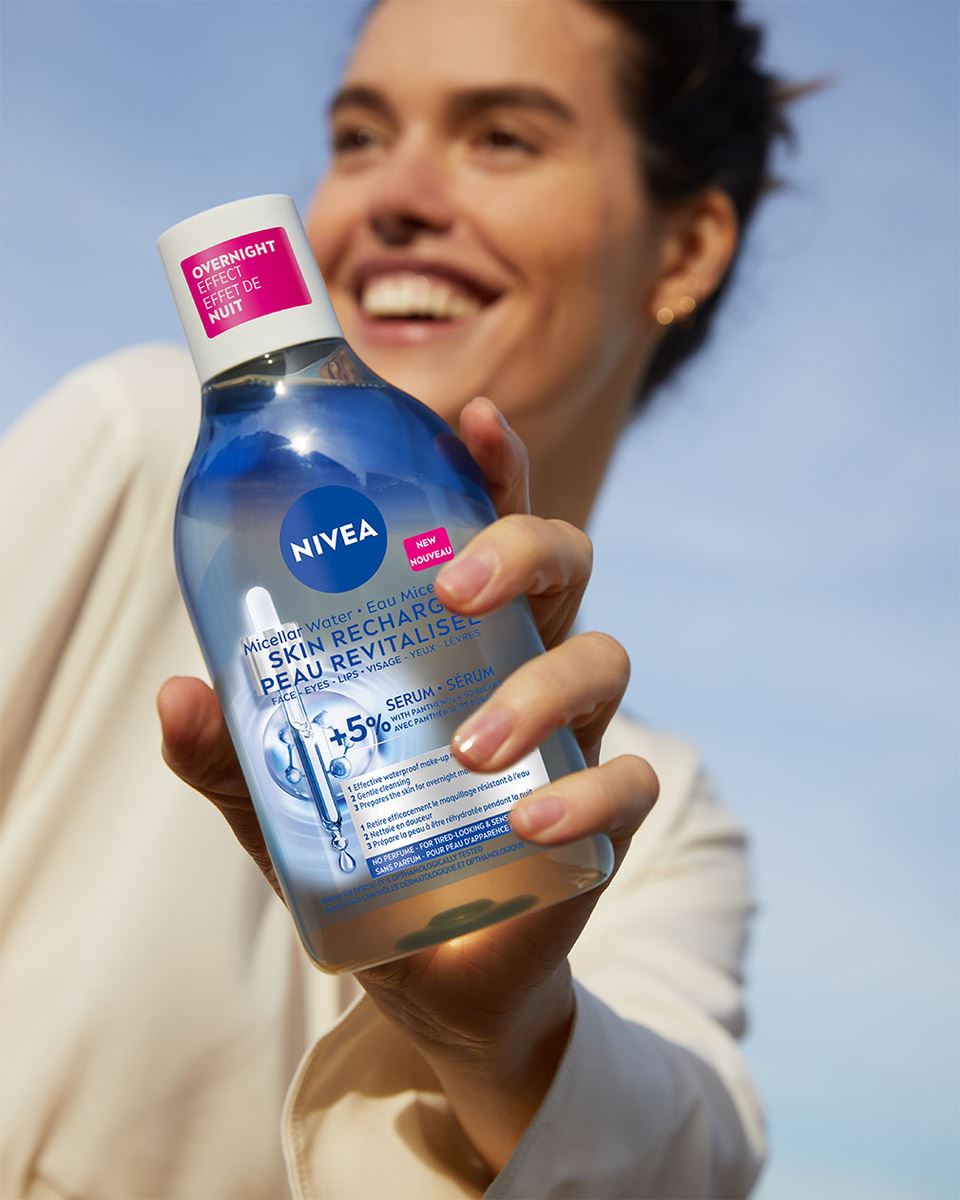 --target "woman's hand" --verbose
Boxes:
[157,397,658,1174]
